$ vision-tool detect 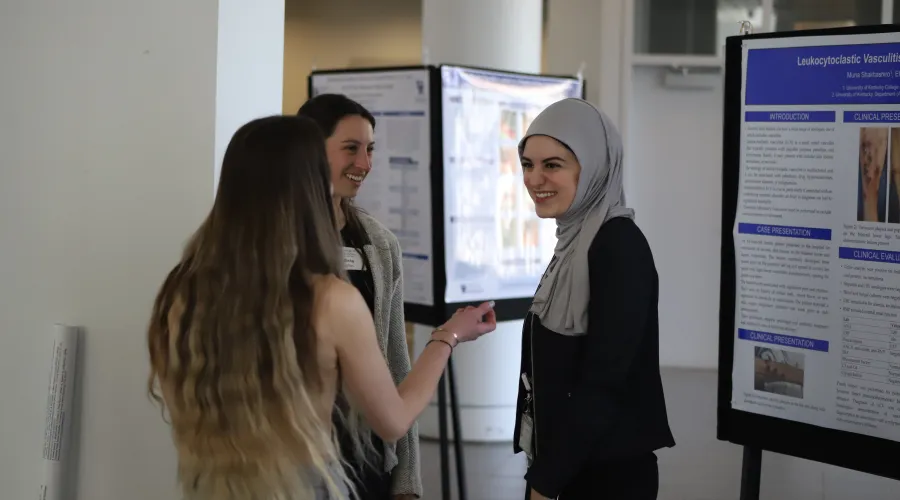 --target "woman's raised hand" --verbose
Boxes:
[440,301,497,343]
